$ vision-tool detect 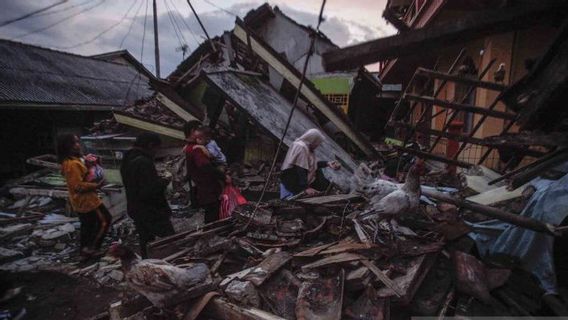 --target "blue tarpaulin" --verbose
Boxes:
[469,171,568,294]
